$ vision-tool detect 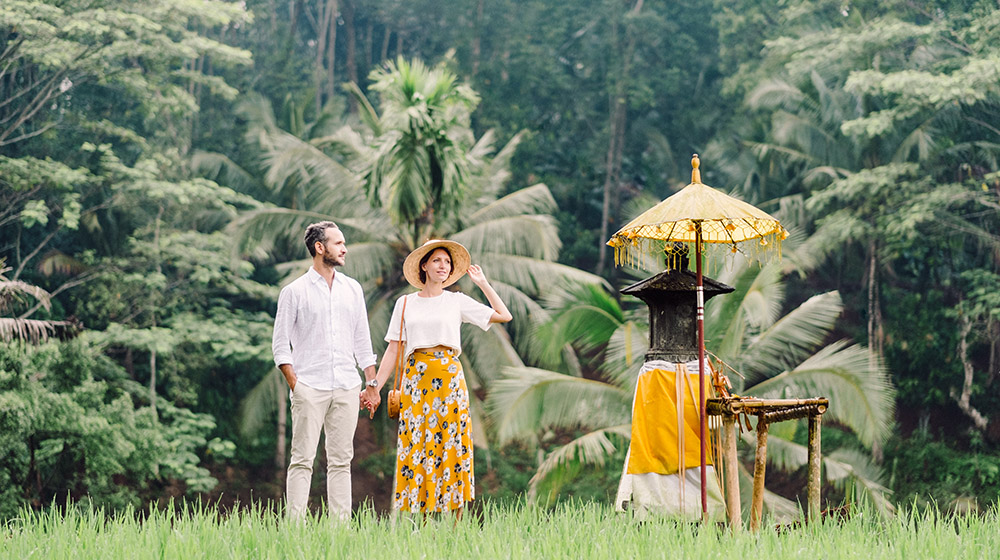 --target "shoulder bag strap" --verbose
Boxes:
[393,295,408,393]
